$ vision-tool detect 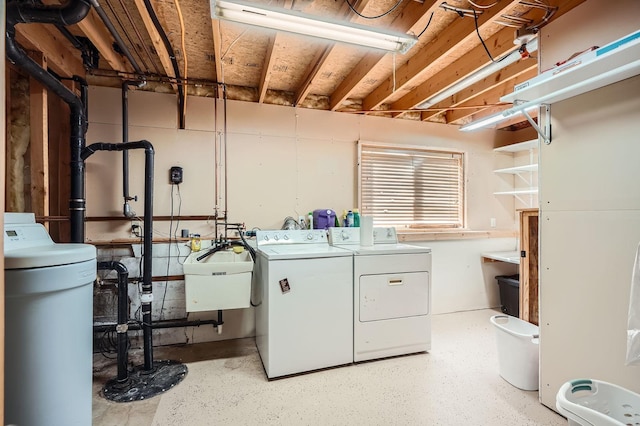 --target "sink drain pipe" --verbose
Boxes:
[82,140,156,372]
[97,261,130,383]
